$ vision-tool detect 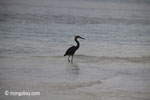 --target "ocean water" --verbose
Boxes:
[0,0,150,100]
